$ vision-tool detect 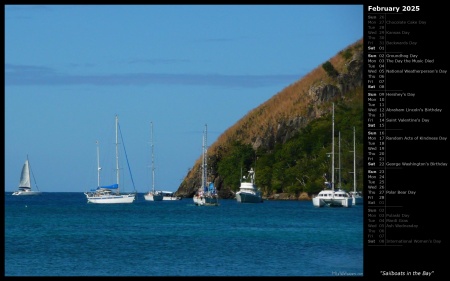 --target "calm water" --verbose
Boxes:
[5,192,363,277]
